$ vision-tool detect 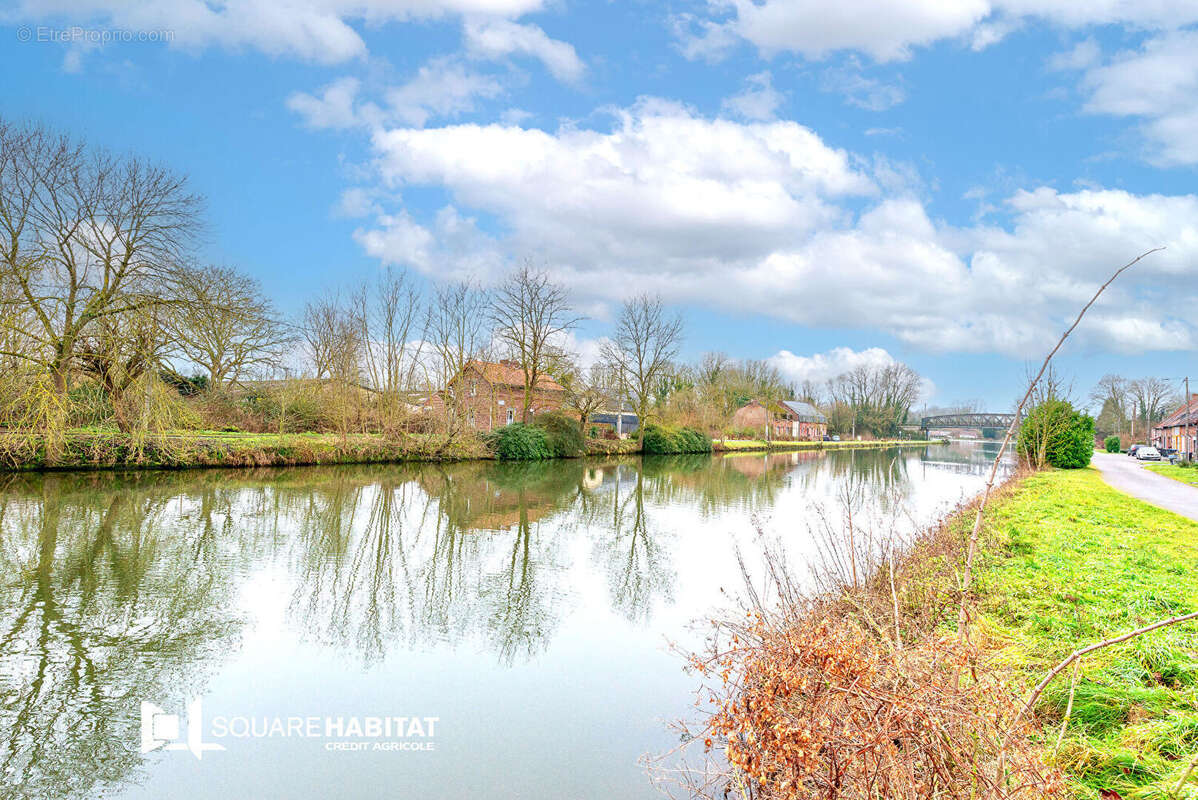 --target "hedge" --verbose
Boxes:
[641,423,713,454]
